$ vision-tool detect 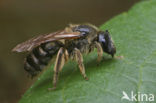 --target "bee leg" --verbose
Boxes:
[74,48,89,80]
[48,47,66,91]
[64,49,69,62]
[94,42,103,62]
